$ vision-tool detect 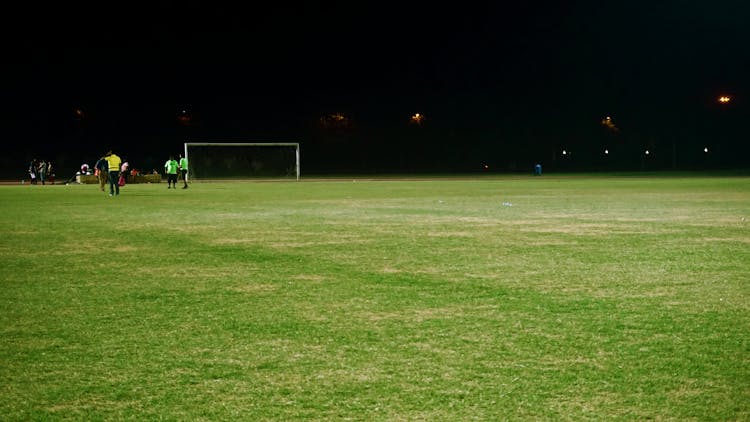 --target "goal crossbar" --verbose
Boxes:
[184,142,301,181]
